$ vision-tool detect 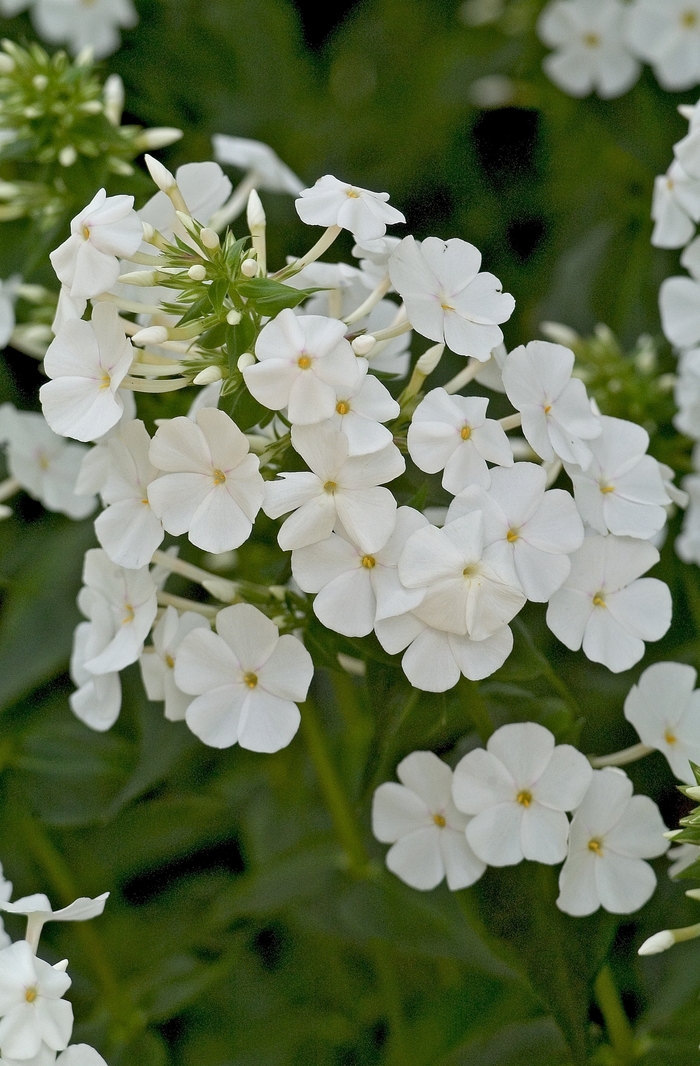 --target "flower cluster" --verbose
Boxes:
[537,0,700,98]
[0,0,137,59]
[372,723,669,917]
